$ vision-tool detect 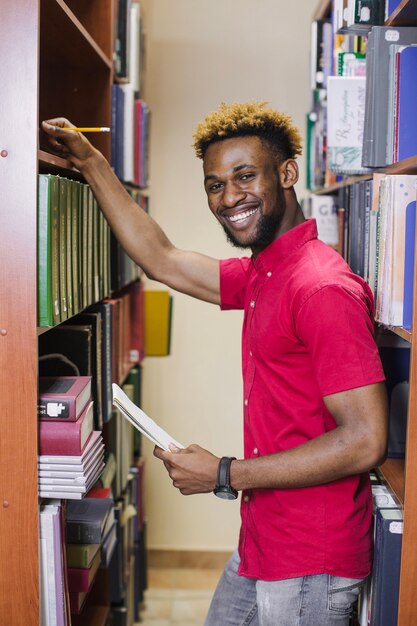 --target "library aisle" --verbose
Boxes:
[136,565,222,625]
